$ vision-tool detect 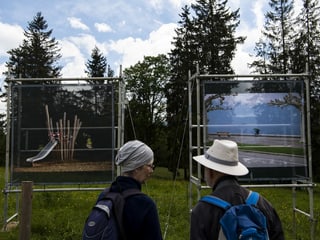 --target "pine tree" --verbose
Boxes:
[107,65,115,78]
[167,5,195,125]
[295,0,320,181]
[84,46,115,121]
[0,113,6,166]
[85,46,108,83]
[294,0,320,98]
[6,12,61,82]
[250,0,320,180]
[166,6,196,178]
[192,0,245,74]
[166,0,245,178]
[3,13,62,160]
[250,0,295,74]
[249,38,269,74]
